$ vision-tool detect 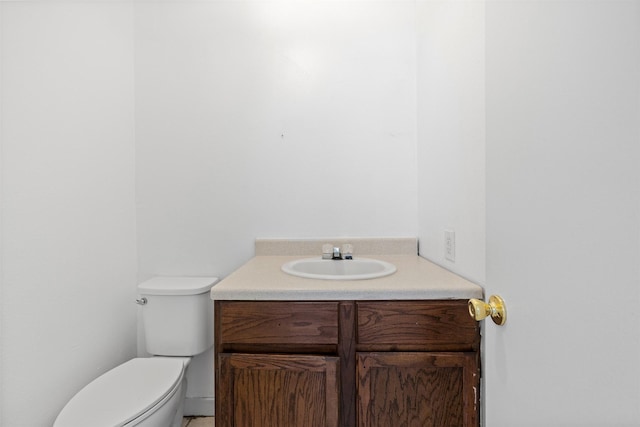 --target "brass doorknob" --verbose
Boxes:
[468,295,507,326]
